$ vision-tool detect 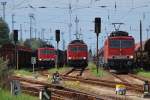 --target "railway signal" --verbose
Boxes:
[140,20,143,67]
[55,30,60,43]
[95,17,101,36]
[13,30,18,43]
[13,29,19,70]
[94,17,101,74]
[55,30,60,69]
